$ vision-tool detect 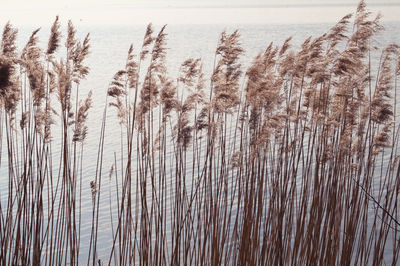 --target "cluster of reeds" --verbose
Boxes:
[102,1,400,265]
[0,17,92,265]
[1,0,400,265]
